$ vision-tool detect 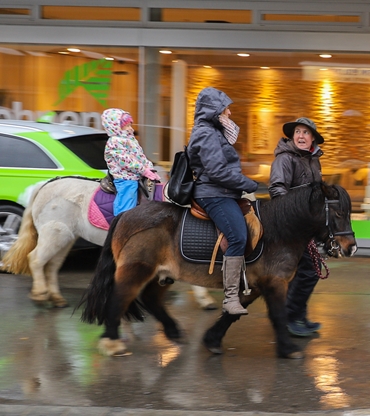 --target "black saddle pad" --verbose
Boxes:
[179,202,264,265]
[180,209,223,264]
